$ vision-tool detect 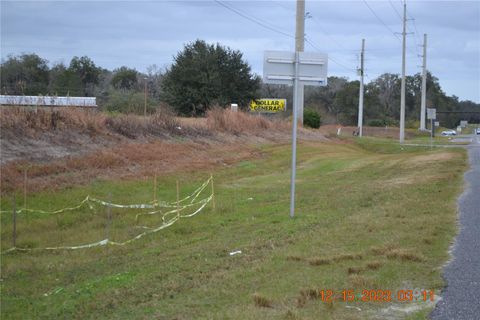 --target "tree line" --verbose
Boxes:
[1,39,478,128]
